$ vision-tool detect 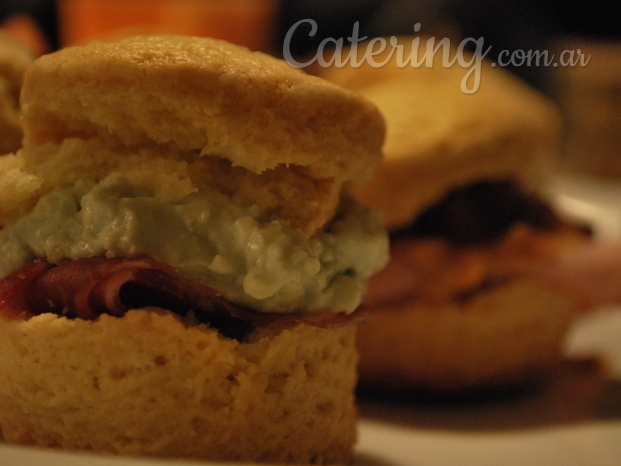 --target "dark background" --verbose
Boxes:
[1,0,619,90]
[274,0,621,89]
